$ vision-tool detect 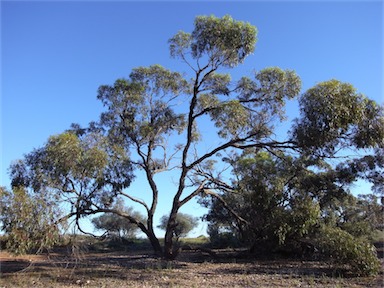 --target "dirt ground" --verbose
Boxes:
[0,248,383,288]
